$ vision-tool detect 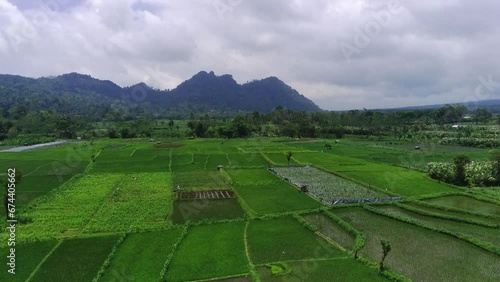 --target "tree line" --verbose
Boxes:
[1,103,499,145]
